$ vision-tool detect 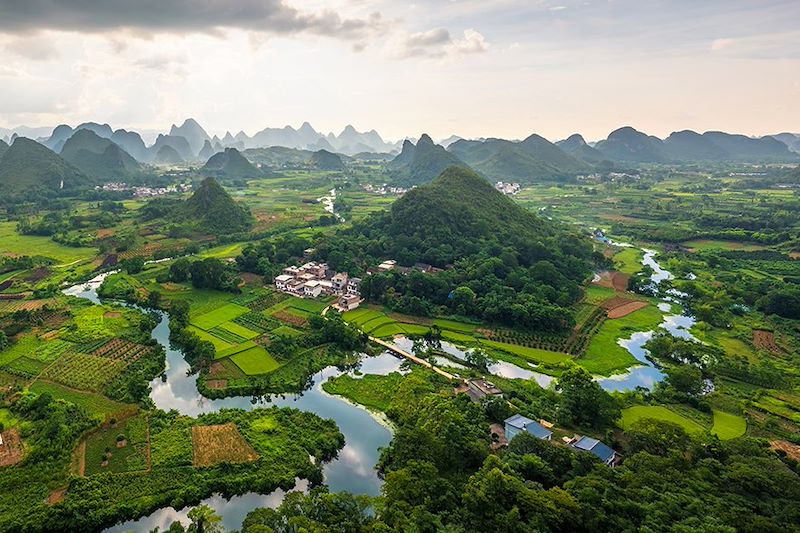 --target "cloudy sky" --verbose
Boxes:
[1,0,798,141]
